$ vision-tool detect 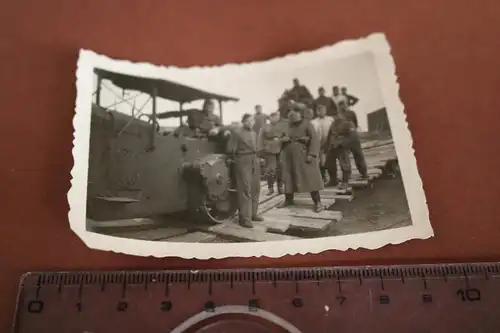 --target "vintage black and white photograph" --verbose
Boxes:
[69,33,433,258]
